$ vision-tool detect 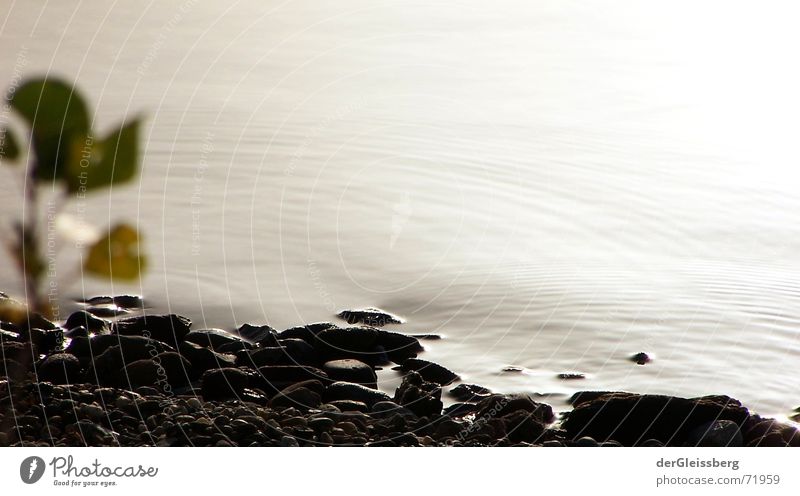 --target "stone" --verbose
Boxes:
[184,329,246,352]
[35,354,82,384]
[443,402,478,418]
[66,334,173,366]
[573,436,599,447]
[326,400,369,413]
[153,352,195,387]
[200,368,252,401]
[82,295,143,308]
[121,359,162,389]
[324,381,391,407]
[371,401,417,419]
[475,394,555,424]
[393,371,443,418]
[64,311,110,335]
[113,314,192,346]
[684,420,743,447]
[2,358,29,380]
[315,326,379,362]
[178,340,236,373]
[322,359,377,388]
[269,386,322,410]
[503,410,547,444]
[254,366,330,394]
[449,383,492,402]
[630,352,651,365]
[21,327,64,354]
[236,323,279,345]
[562,392,749,446]
[64,326,88,338]
[400,358,459,386]
[336,307,404,326]
[557,372,586,380]
[373,330,423,363]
